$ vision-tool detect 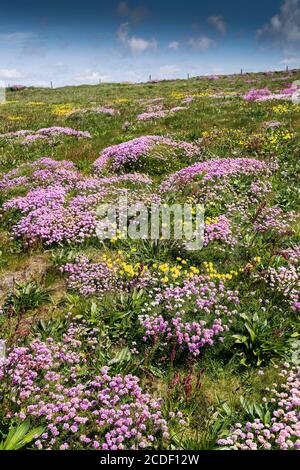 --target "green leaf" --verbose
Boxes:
[0,420,44,450]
